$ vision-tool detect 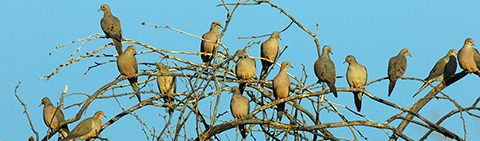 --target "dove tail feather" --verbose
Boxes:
[413,82,428,98]
[353,92,362,112]
[277,102,285,121]
[239,124,247,139]
[128,77,141,102]
[113,38,123,55]
[260,64,270,80]
[328,83,338,98]
[239,83,246,94]
[388,80,397,97]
